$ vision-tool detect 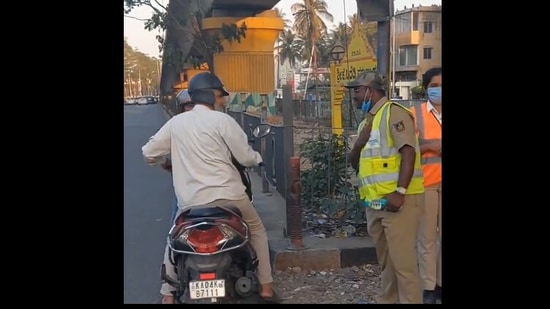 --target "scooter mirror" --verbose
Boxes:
[252,124,271,138]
